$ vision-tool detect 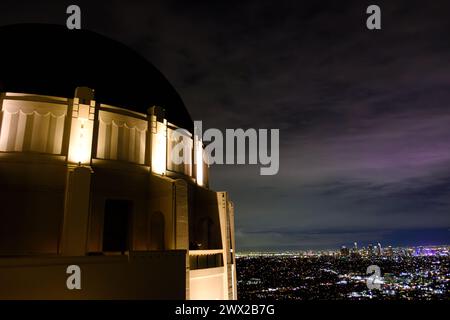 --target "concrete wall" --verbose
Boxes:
[190,186,223,250]
[87,161,150,252]
[190,267,227,300]
[0,251,186,299]
[0,157,66,255]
